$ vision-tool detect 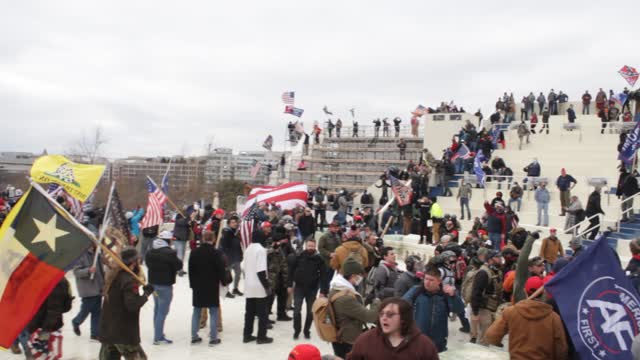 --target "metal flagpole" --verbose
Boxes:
[90,181,116,280]
[29,180,148,286]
